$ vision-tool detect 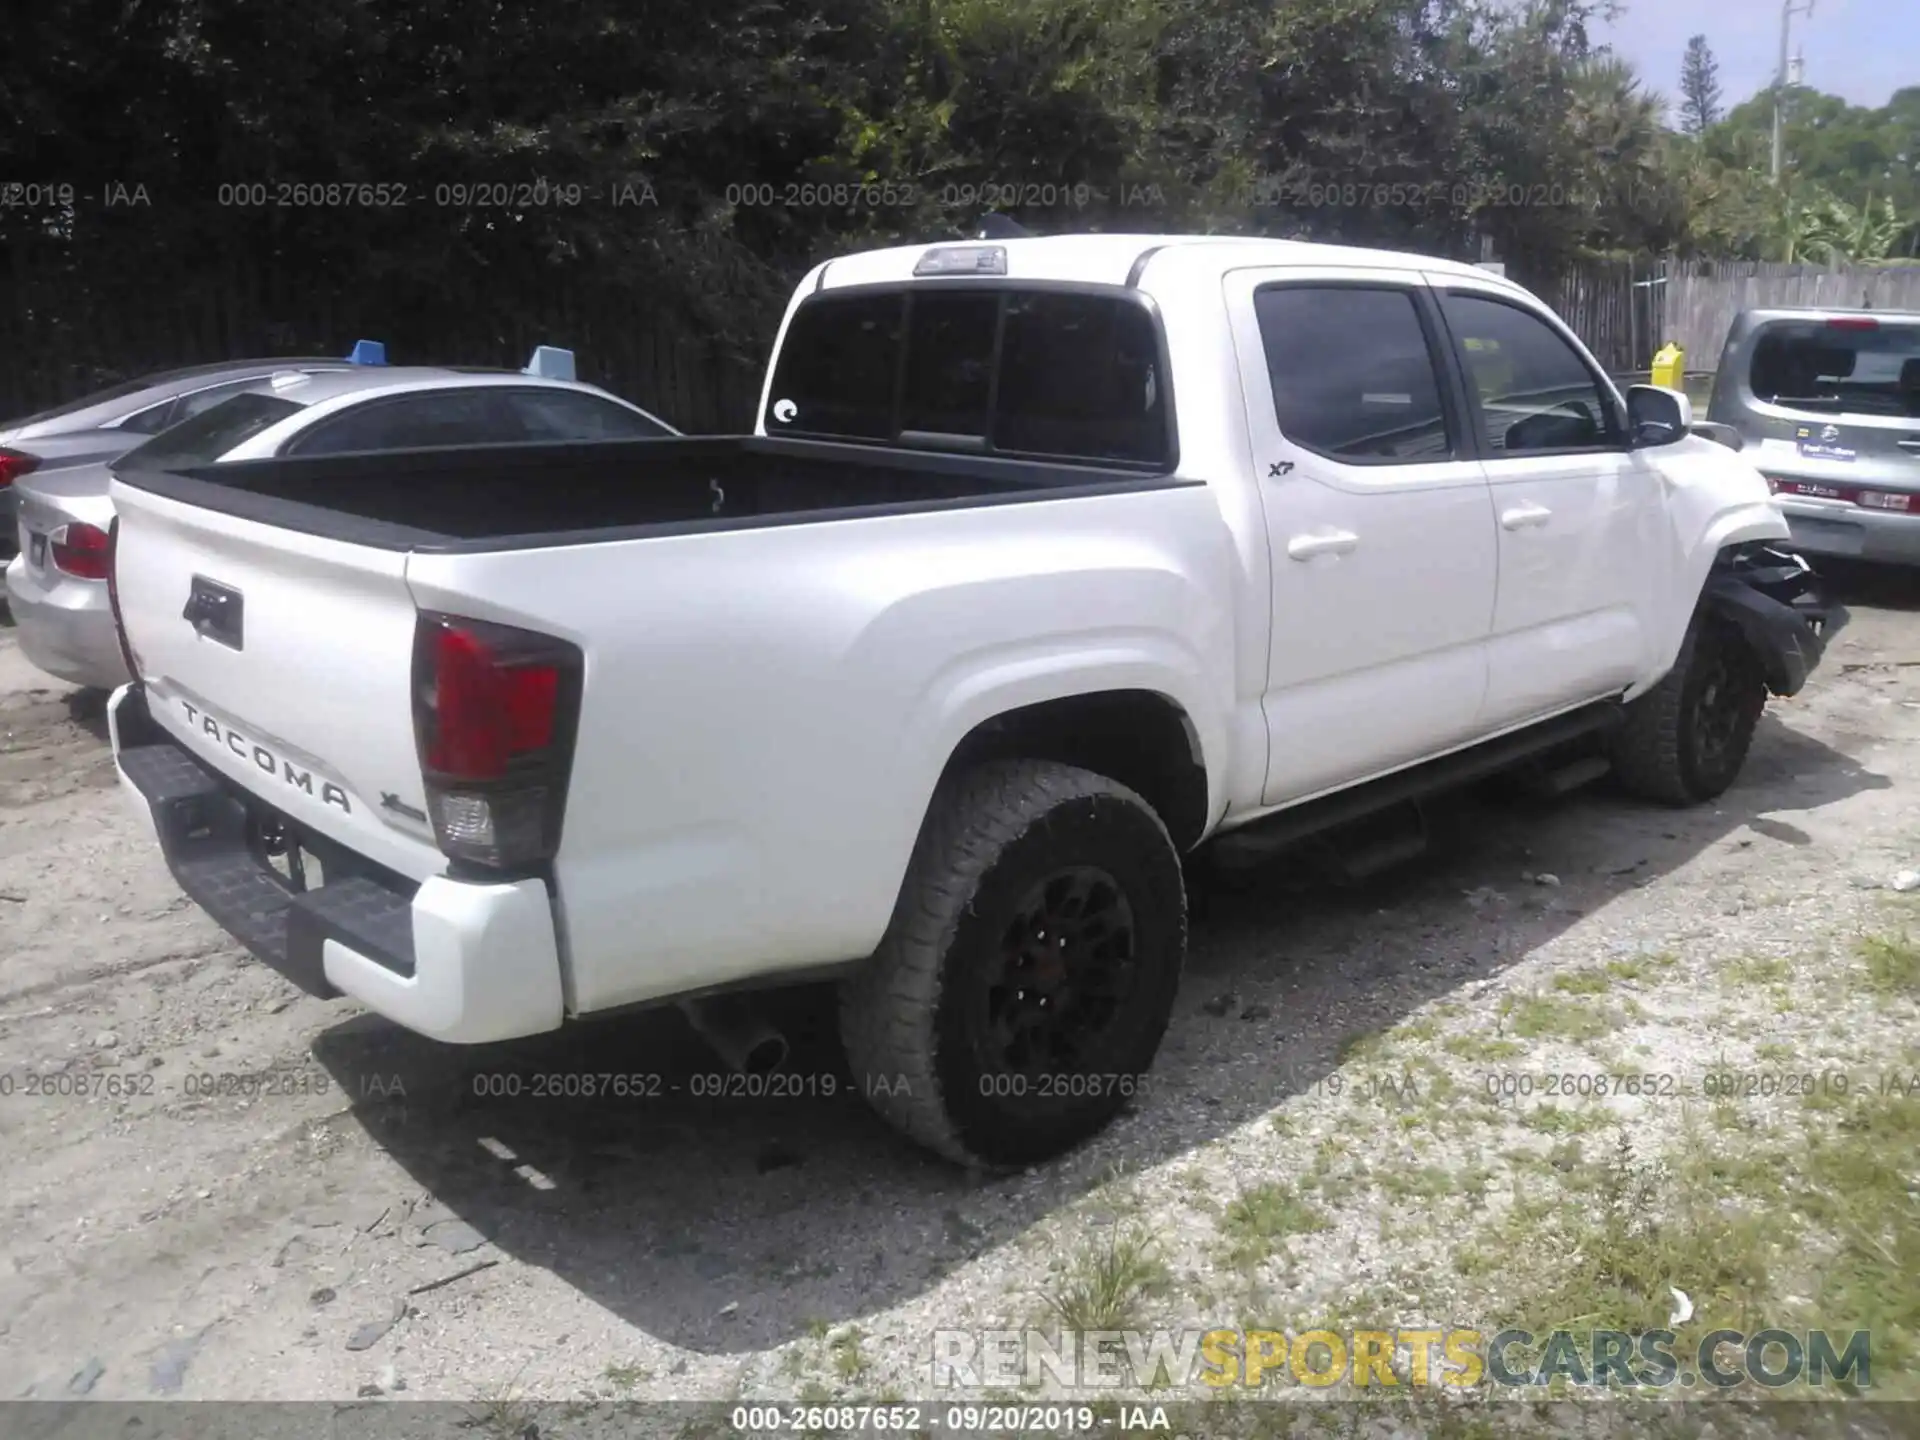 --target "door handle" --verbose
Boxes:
[1898,438,1920,453]
[1286,530,1358,560]
[1500,503,1552,530]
